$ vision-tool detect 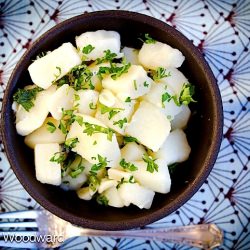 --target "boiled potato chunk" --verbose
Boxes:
[102,65,153,99]
[28,43,81,89]
[171,105,191,129]
[121,47,139,65]
[108,168,133,181]
[61,173,87,191]
[66,114,121,168]
[34,143,61,185]
[24,117,65,149]
[118,183,155,209]
[76,30,121,60]
[77,187,93,200]
[153,129,191,165]
[159,67,188,96]
[132,159,171,194]
[48,84,75,120]
[74,89,99,116]
[125,101,171,152]
[121,142,146,162]
[95,90,135,135]
[98,179,117,193]
[138,42,184,70]
[16,86,56,136]
[104,186,124,208]
[143,82,182,120]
